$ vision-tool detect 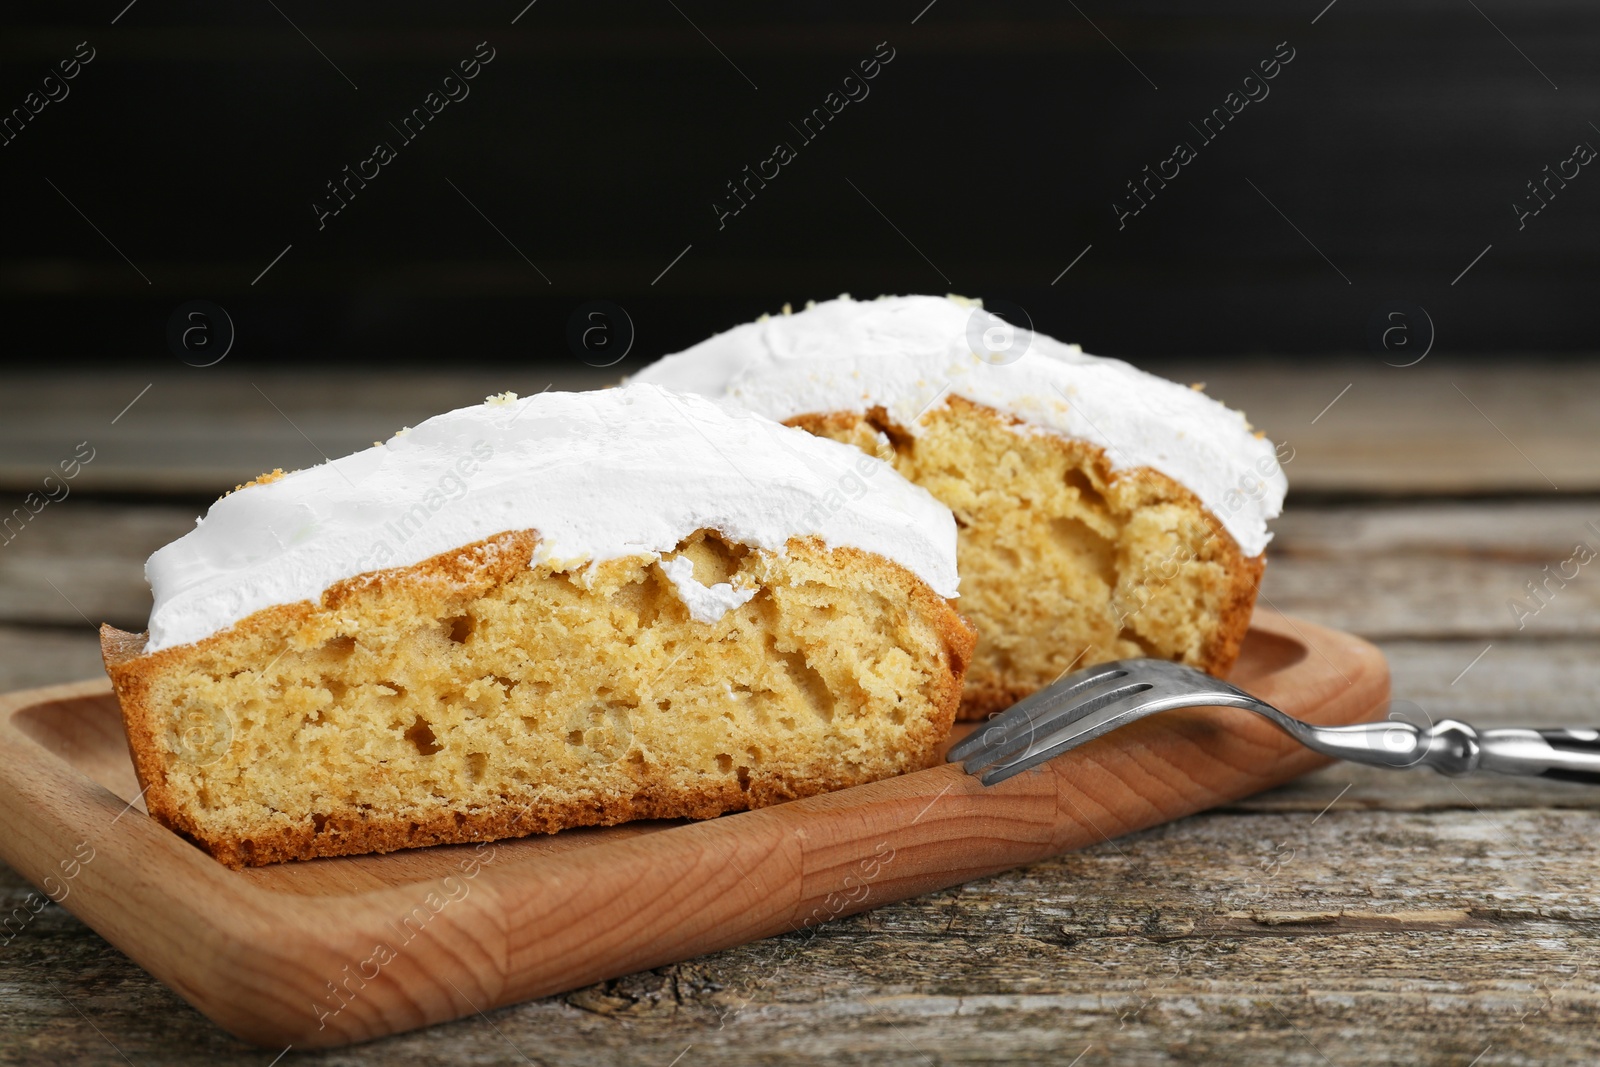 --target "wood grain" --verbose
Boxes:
[0,612,1386,1049]
[5,806,1595,1066]
[0,626,108,693]
[0,371,613,496]
[4,363,1598,496]
[1155,359,1600,495]
[1261,499,1600,639]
